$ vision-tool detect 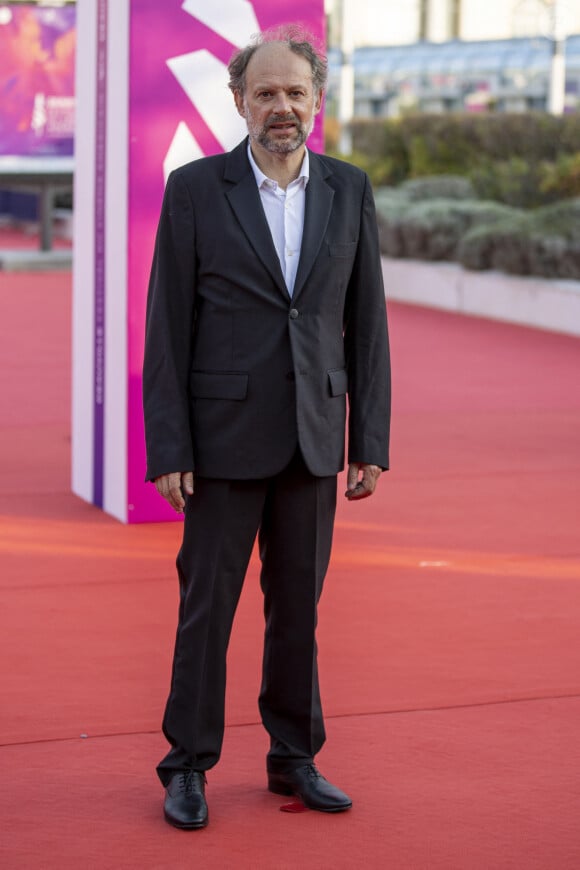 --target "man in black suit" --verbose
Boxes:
[143,25,391,830]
